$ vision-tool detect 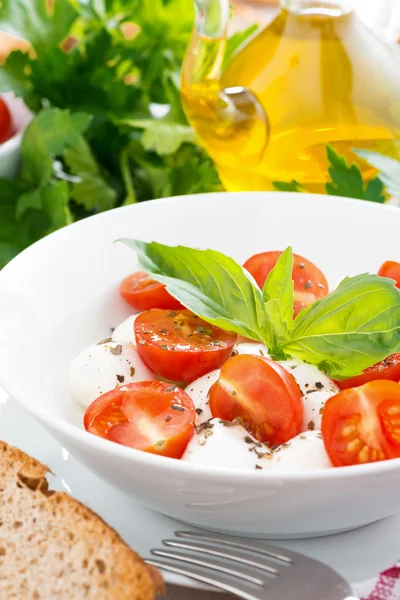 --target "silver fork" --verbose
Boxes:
[146,530,358,600]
